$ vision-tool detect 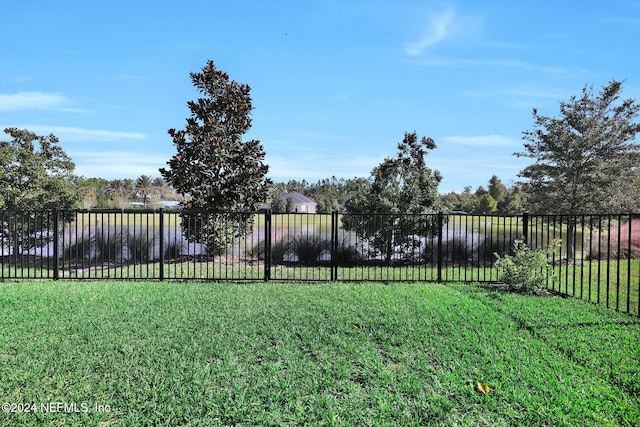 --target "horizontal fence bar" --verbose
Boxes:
[0,209,638,316]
